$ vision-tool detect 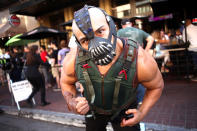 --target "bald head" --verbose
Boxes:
[72,7,110,49]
